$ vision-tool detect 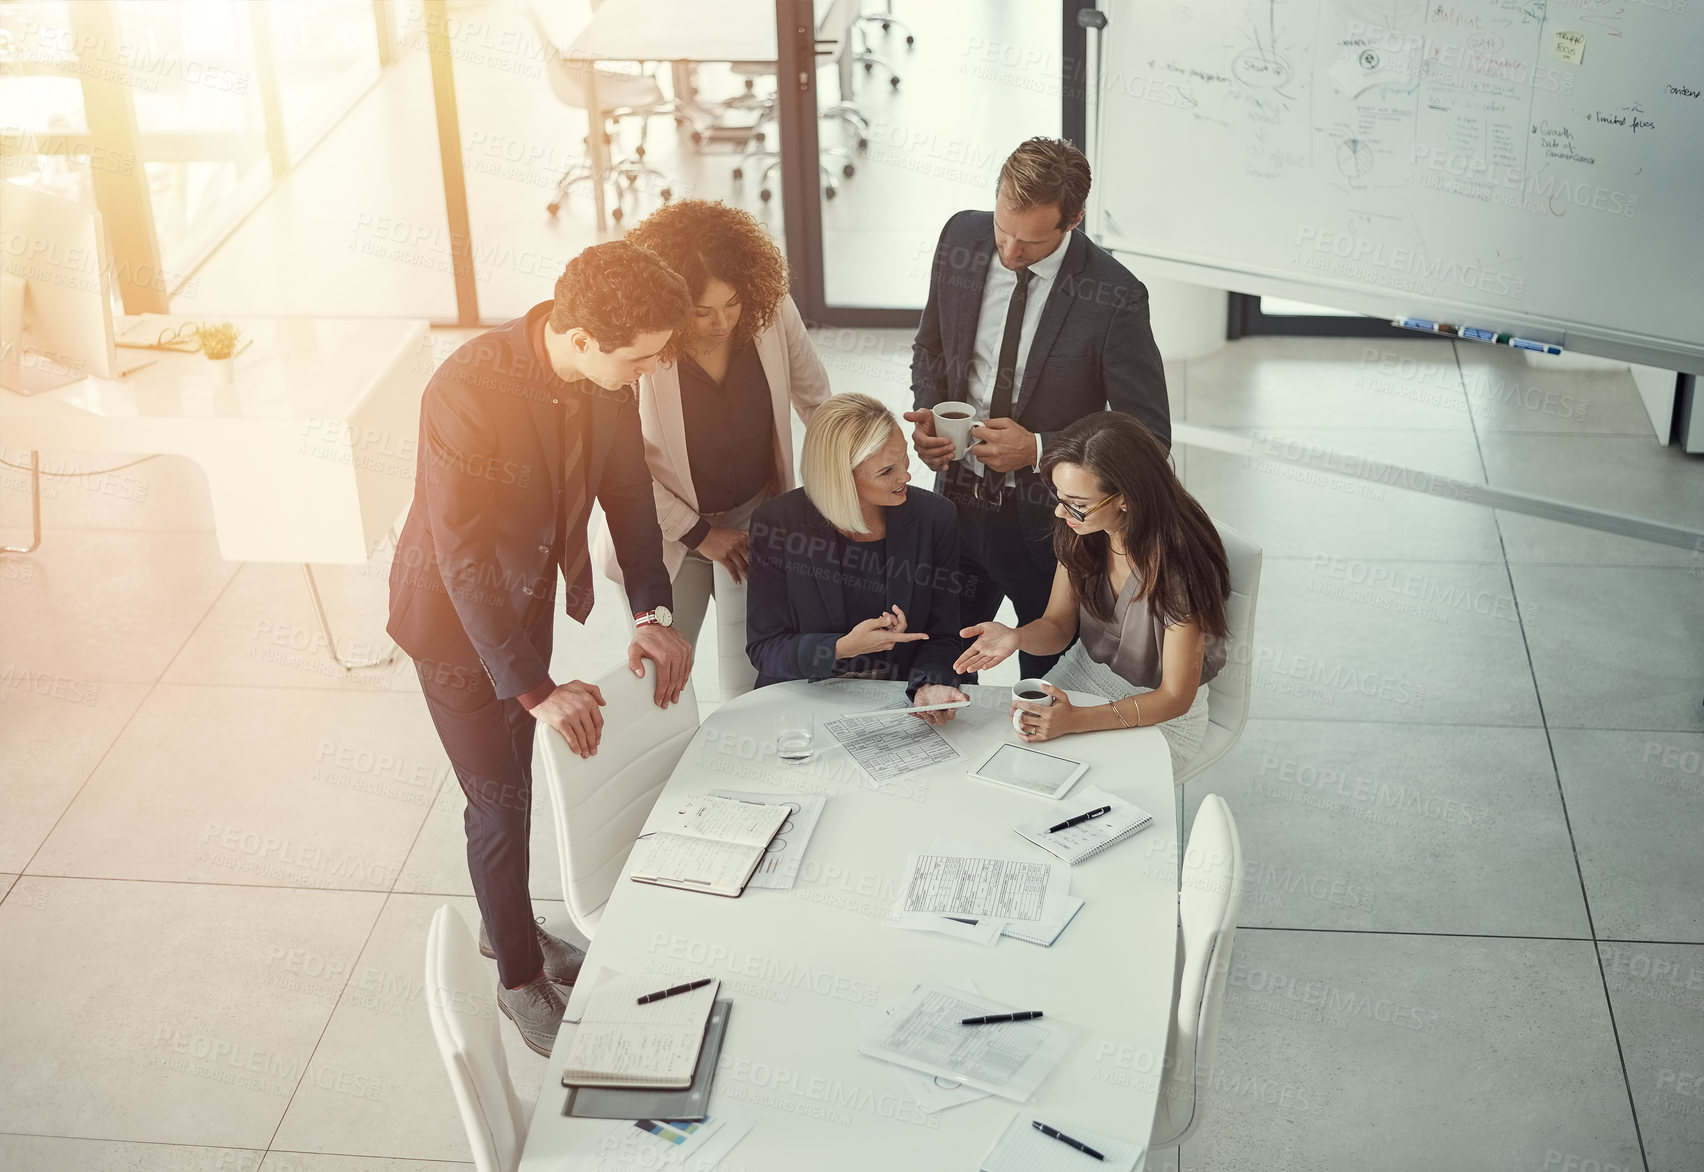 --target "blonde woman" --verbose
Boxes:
[745,393,968,719]
[591,199,830,699]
